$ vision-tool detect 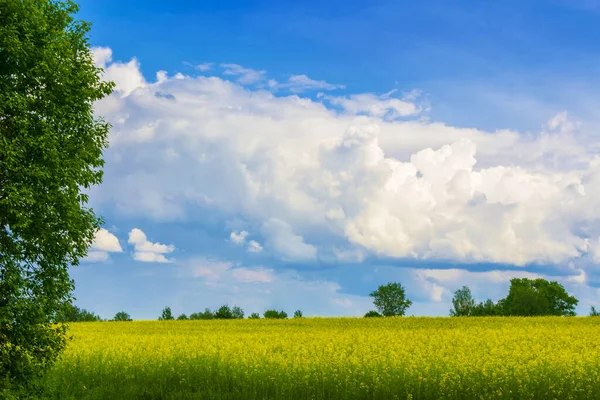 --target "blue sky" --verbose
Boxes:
[73,0,600,319]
